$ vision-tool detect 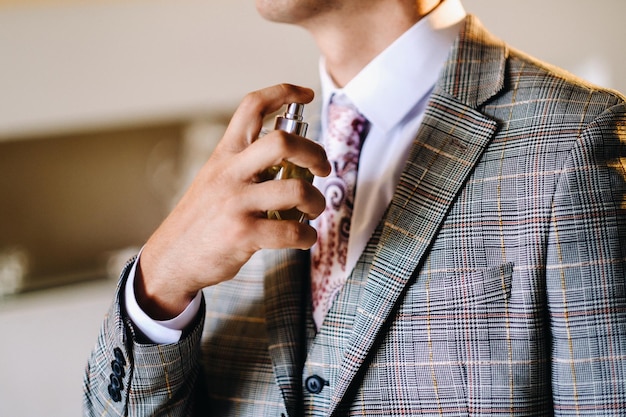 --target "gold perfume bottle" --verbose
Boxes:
[265,103,314,222]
